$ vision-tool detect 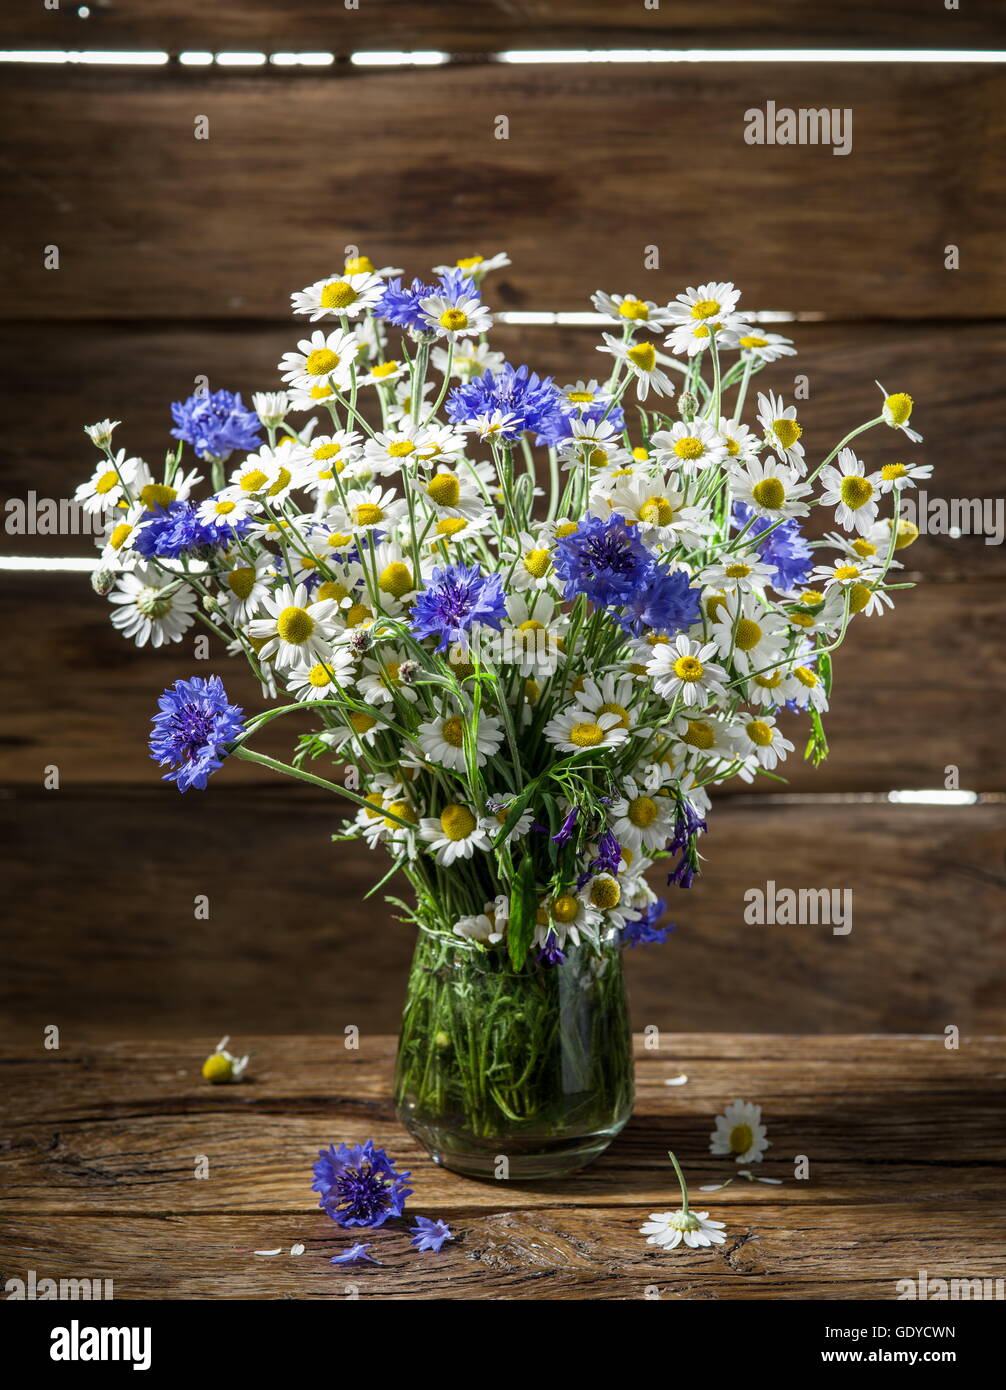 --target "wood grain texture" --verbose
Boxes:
[2,573,1003,790]
[2,793,1003,1040]
[3,319,1002,578]
[3,0,1004,51]
[1,1036,1003,1299]
[3,64,1004,318]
